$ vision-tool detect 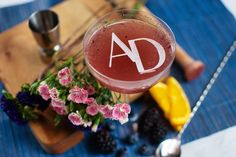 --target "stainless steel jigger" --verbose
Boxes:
[28,10,61,57]
[155,39,236,157]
